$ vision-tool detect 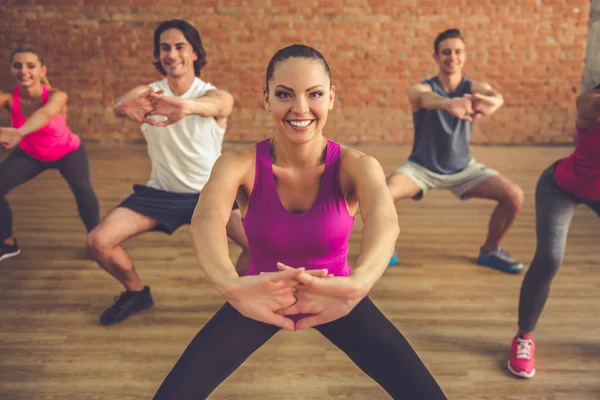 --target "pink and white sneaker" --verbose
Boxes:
[508,334,536,378]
